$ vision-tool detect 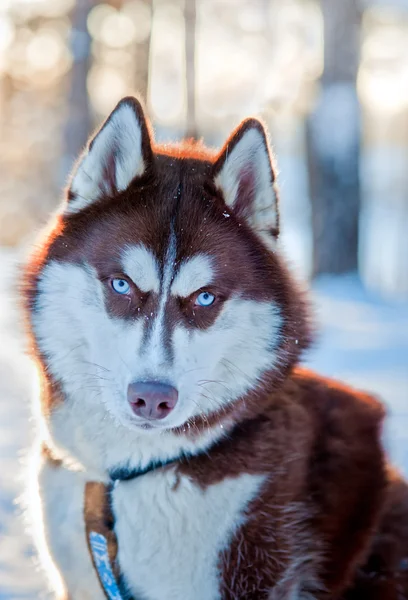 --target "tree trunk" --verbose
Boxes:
[61,0,93,185]
[307,0,361,276]
[184,0,197,139]
[133,0,153,105]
